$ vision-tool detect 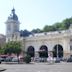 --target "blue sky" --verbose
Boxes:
[0,0,72,35]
